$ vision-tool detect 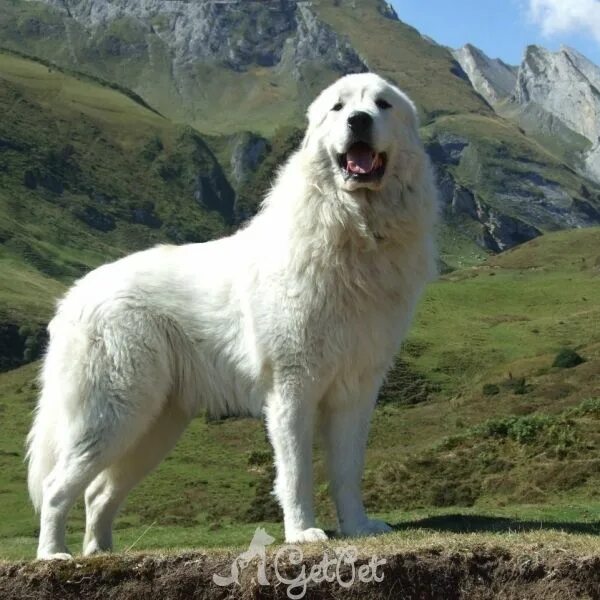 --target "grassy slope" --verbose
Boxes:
[0,229,598,560]
[313,0,489,121]
[1,534,599,600]
[2,0,598,262]
[0,1,337,136]
[0,50,231,328]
